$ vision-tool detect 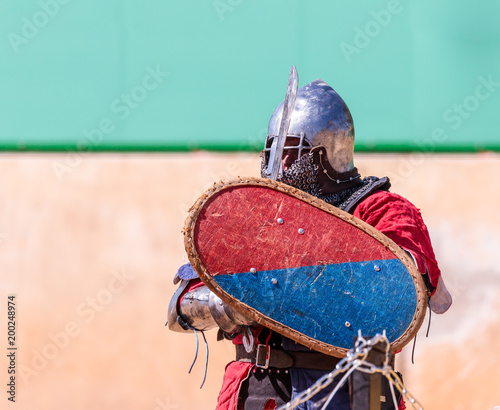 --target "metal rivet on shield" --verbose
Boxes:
[250,268,257,274]
[298,228,305,235]
[277,218,284,224]
[271,278,278,285]
[374,265,381,272]
[345,321,351,328]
